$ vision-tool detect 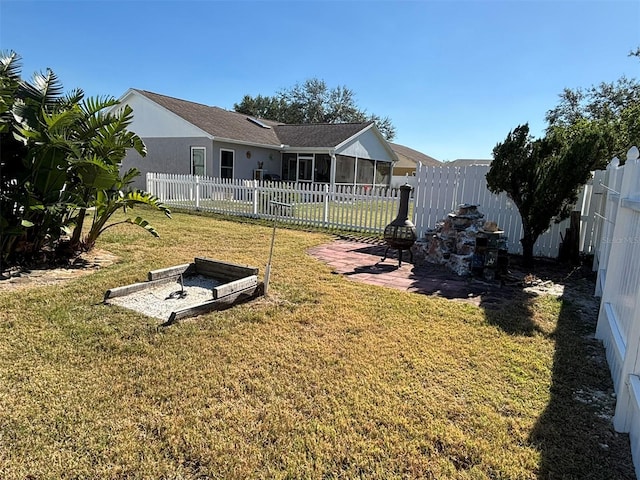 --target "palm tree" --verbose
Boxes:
[1,50,171,265]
